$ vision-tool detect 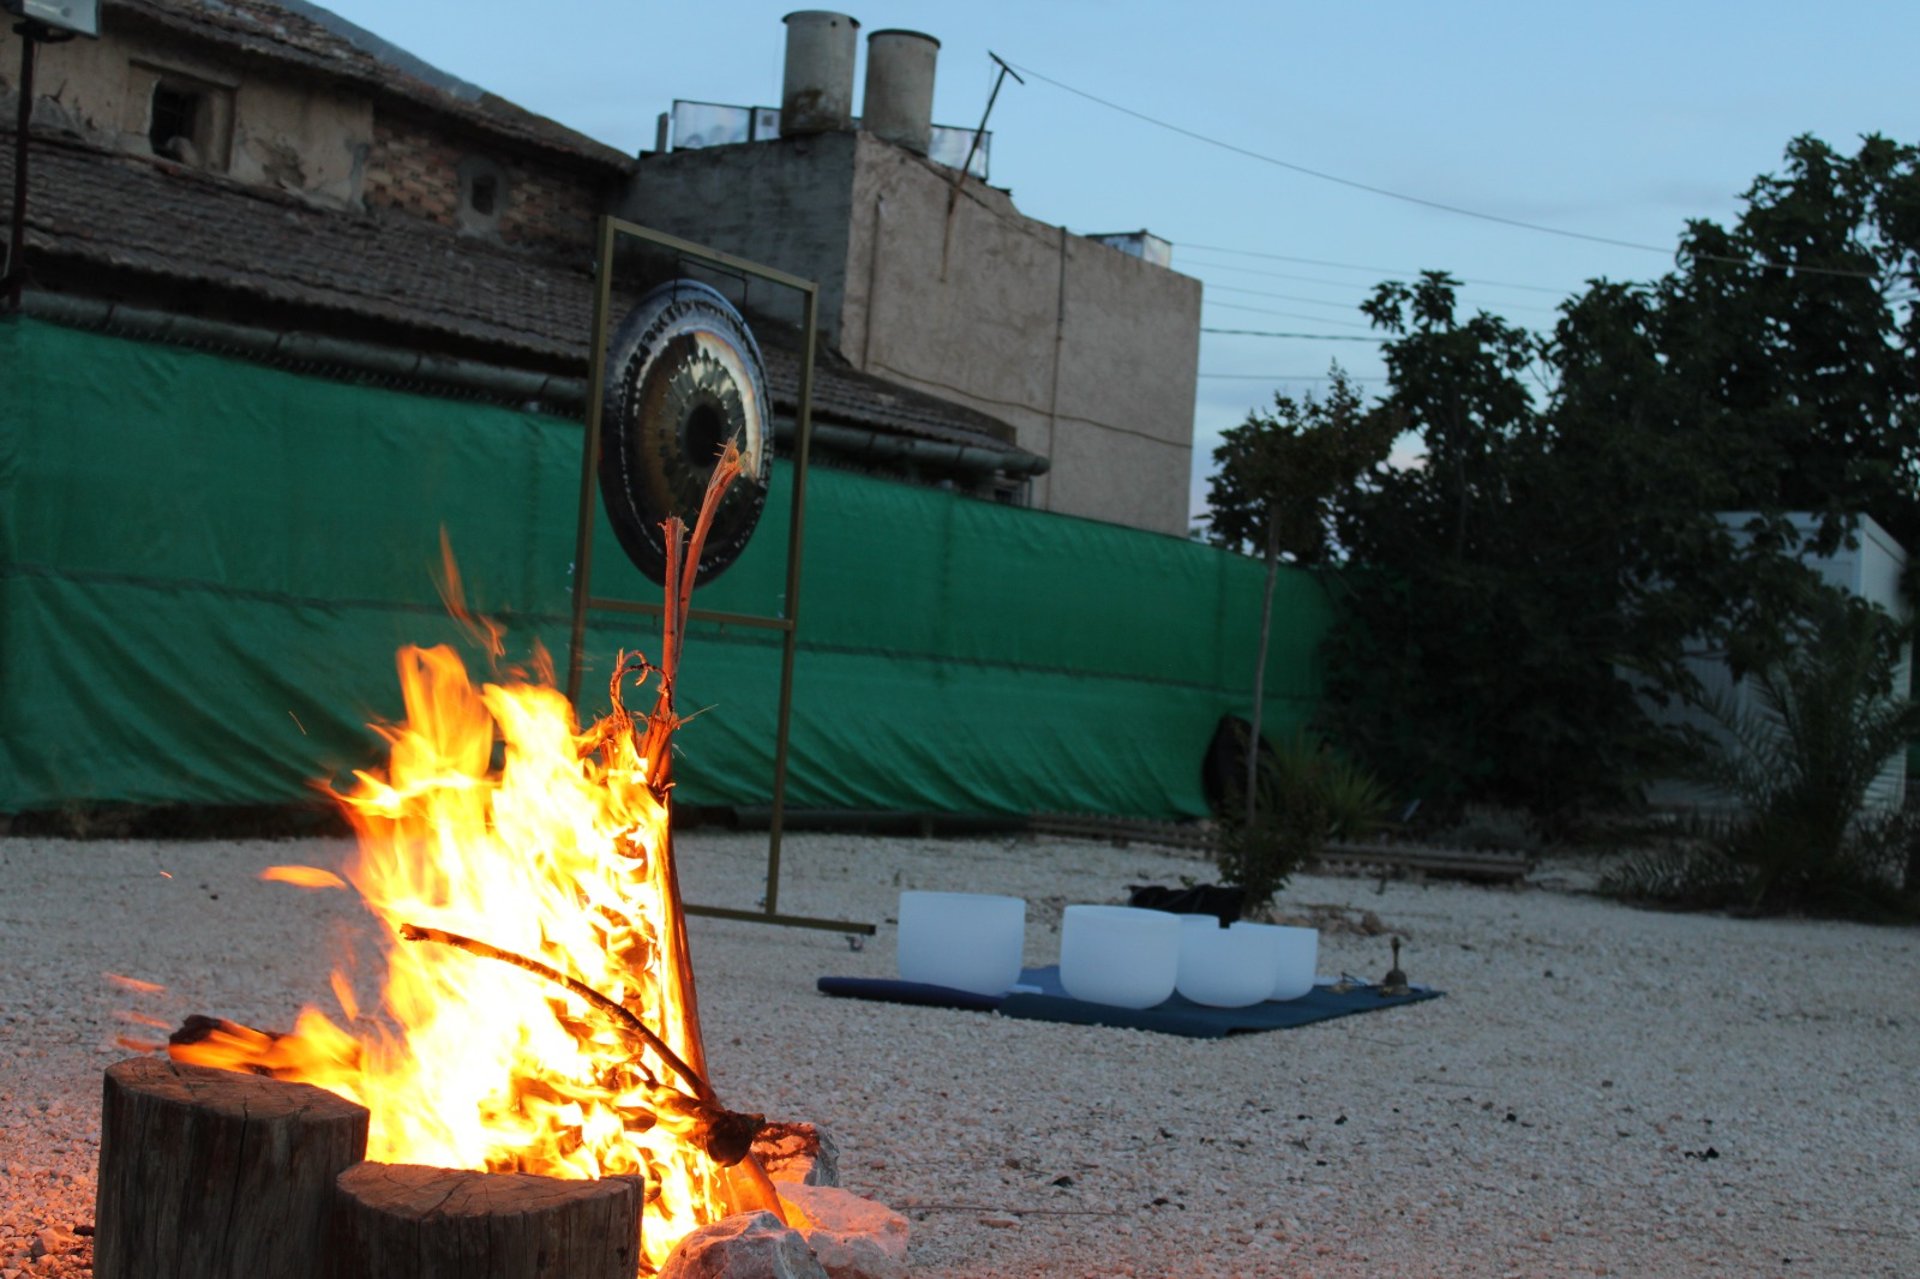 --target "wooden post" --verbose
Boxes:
[93,1057,369,1279]
[331,1163,643,1279]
